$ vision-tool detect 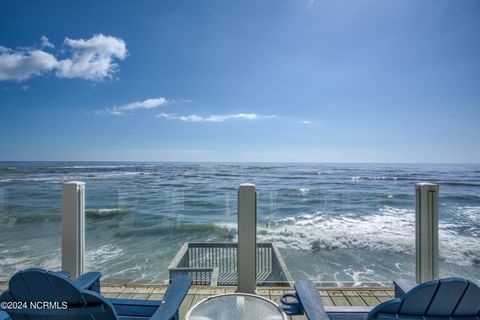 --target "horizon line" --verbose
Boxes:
[0,160,479,165]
